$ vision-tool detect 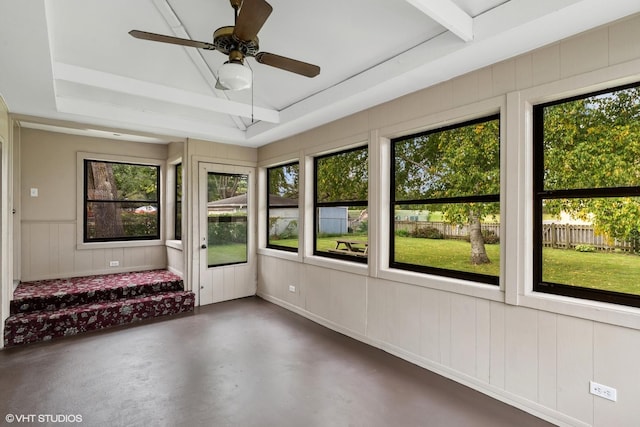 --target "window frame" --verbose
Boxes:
[532,81,640,308]
[83,158,161,243]
[266,161,299,253]
[174,163,182,241]
[313,145,369,264]
[389,114,501,286]
[76,153,165,250]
